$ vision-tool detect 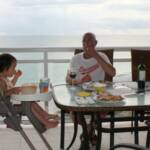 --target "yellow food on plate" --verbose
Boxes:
[94,87,105,94]
[76,91,91,97]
